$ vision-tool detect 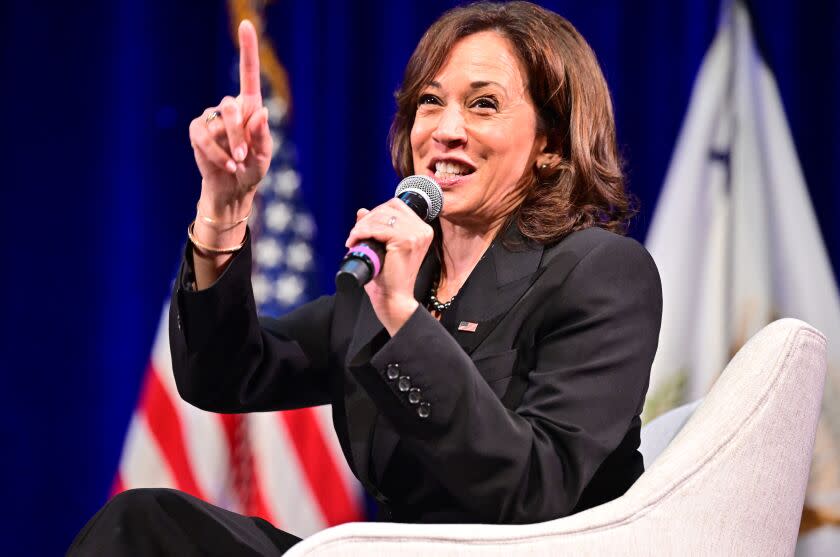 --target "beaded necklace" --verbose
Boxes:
[427,278,457,313]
